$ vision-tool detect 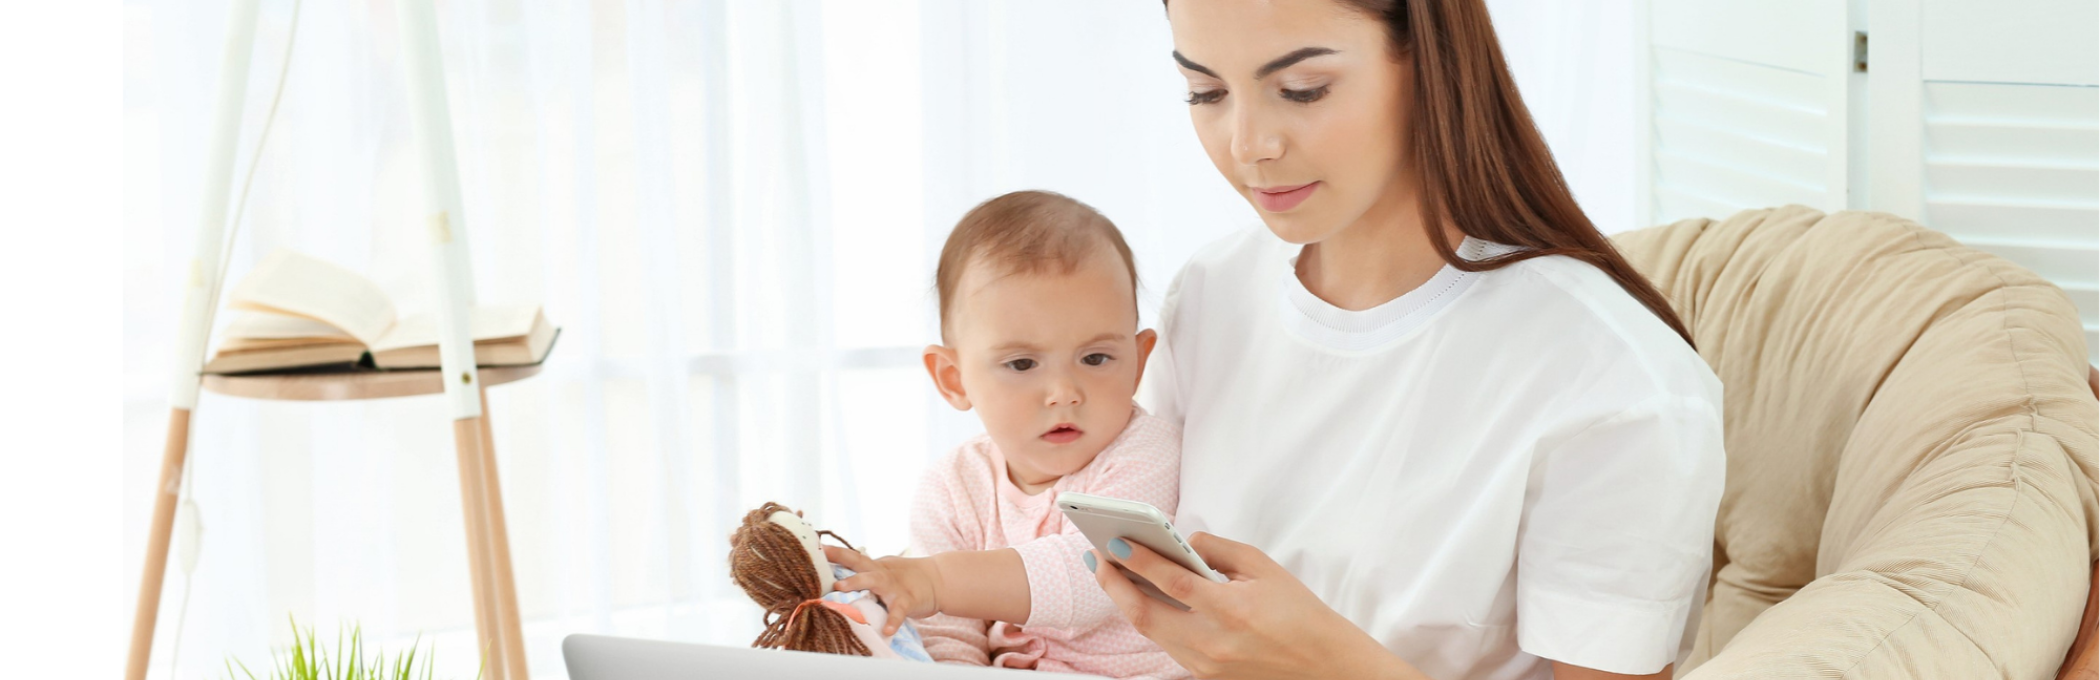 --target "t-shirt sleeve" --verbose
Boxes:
[907,457,993,666]
[1136,269,1188,428]
[1515,394,1724,675]
[1013,417,1182,631]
